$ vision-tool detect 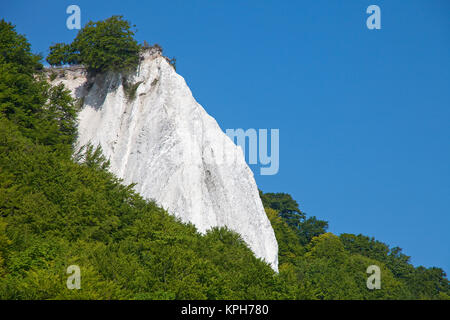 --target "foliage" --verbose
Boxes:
[261,189,450,300]
[260,191,328,245]
[0,21,77,152]
[1,19,449,300]
[46,16,141,74]
[339,233,450,299]
[46,43,76,67]
[0,19,42,74]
